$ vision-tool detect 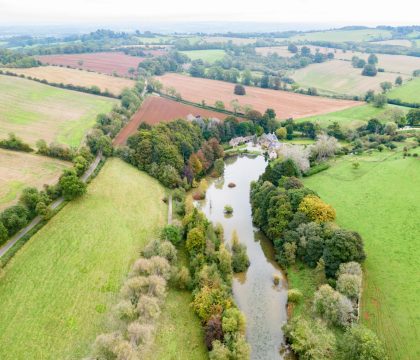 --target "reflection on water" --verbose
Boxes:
[196,155,289,360]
